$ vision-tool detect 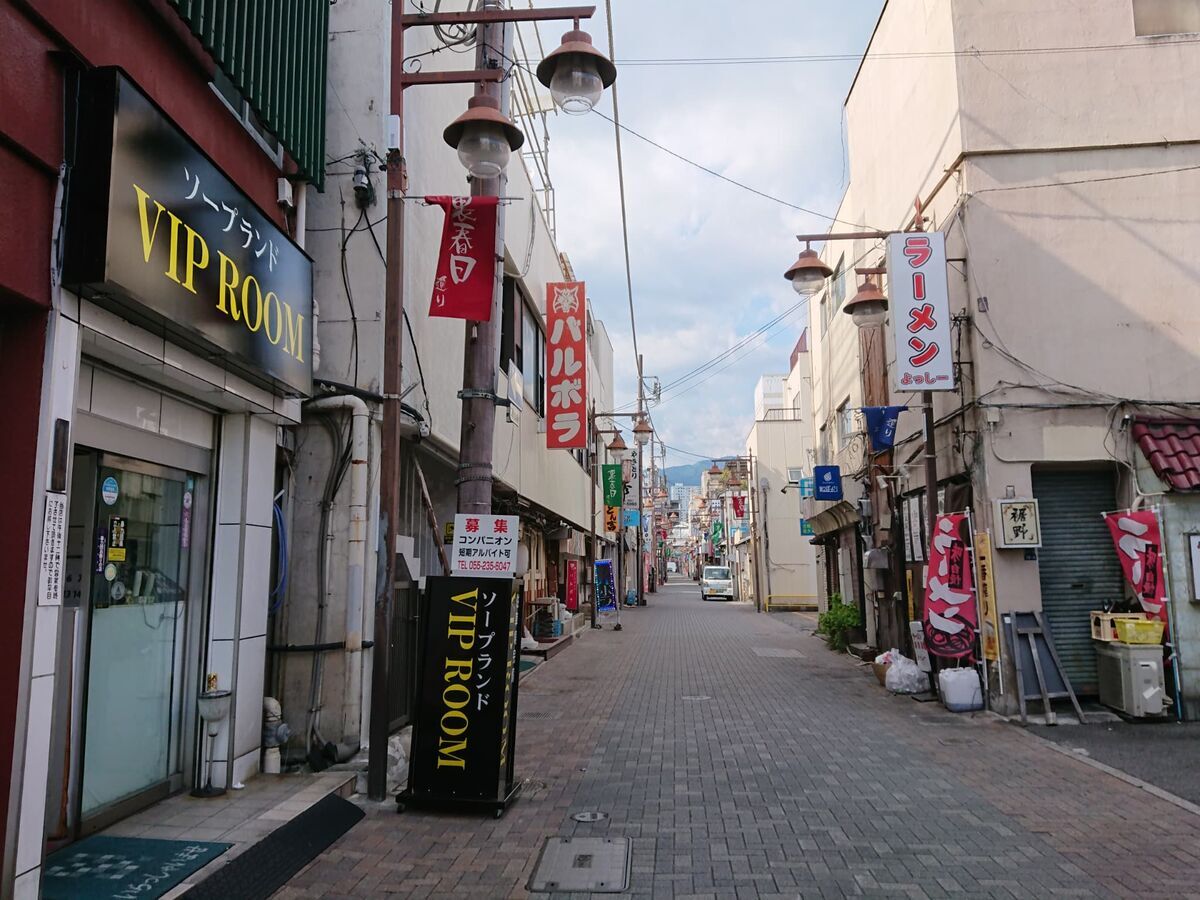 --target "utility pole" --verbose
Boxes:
[636,353,646,606]
[457,2,509,516]
[648,432,658,593]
